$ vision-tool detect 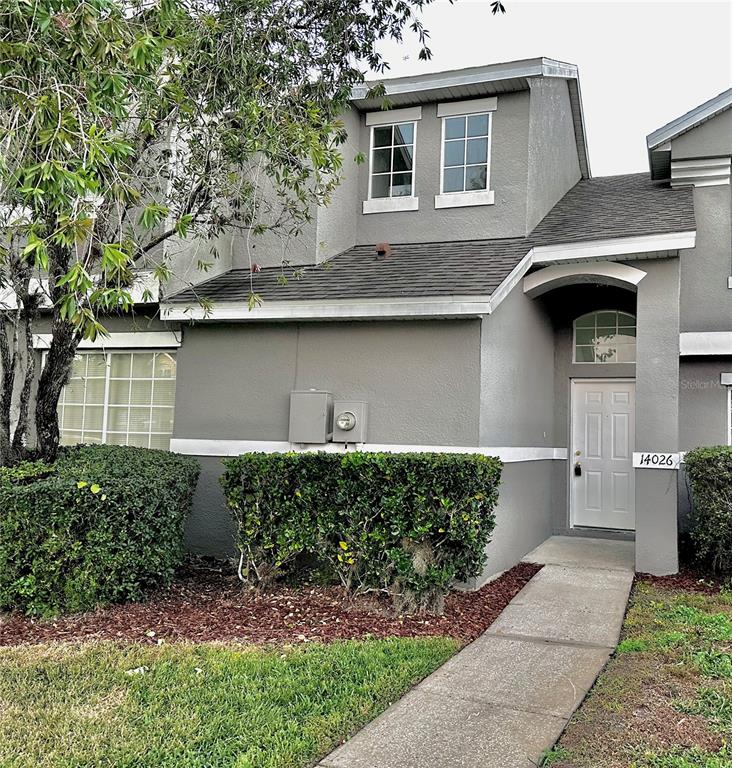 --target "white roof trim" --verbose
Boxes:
[351,58,578,101]
[647,88,732,150]
[161,294,494,322]
[169,437,568,462]
[33,331,181,351]
[523,262,647,298]
[680,332,732,356]
[531,231,696,264]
